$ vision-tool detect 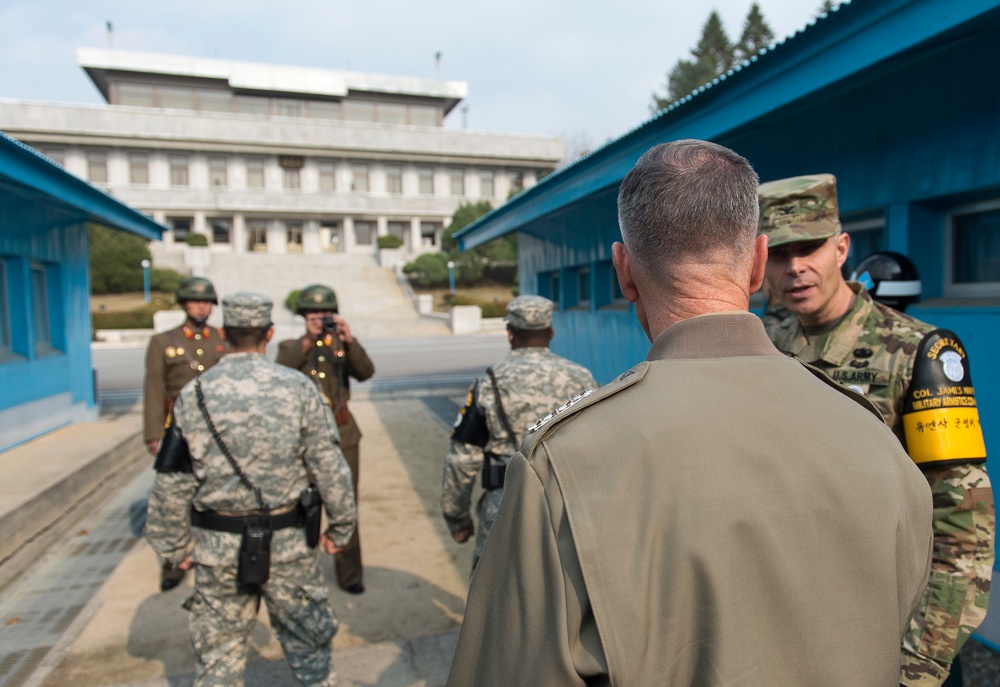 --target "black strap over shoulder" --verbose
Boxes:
[153,410,193,473]
[451,381,490,447]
